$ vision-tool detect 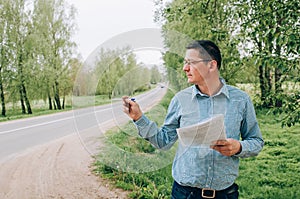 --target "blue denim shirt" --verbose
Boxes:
[134,79,264,190]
